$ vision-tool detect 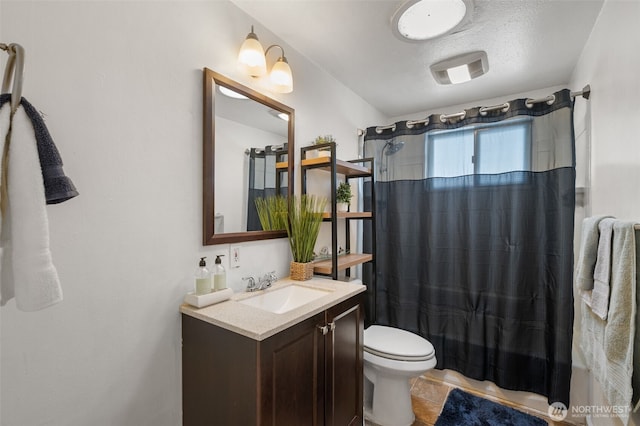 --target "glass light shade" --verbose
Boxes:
[238,36,267,77]
[393,0,469,41]
[269,58,293,93]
